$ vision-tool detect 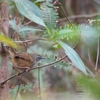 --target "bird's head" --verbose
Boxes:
[33,54,45,62]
